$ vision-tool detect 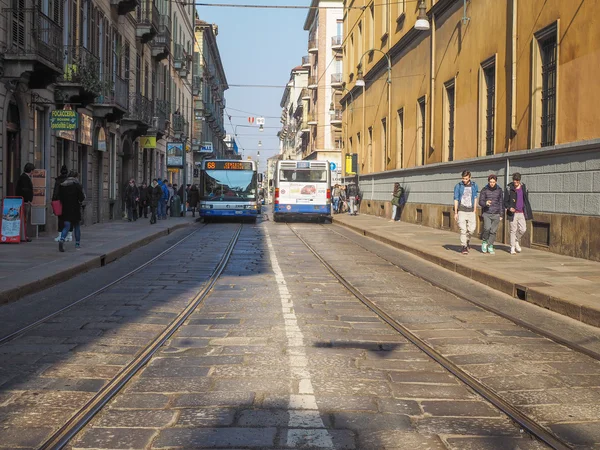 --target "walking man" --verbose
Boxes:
[504,172,533,254]
[346,179,360,216]
[58,171,85,252]
[124,179,139,221]
[138,182,149,219]
[149,179,162,224]
[16,162,34,242]
[478,174,503,255]
[453,170,479,255]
